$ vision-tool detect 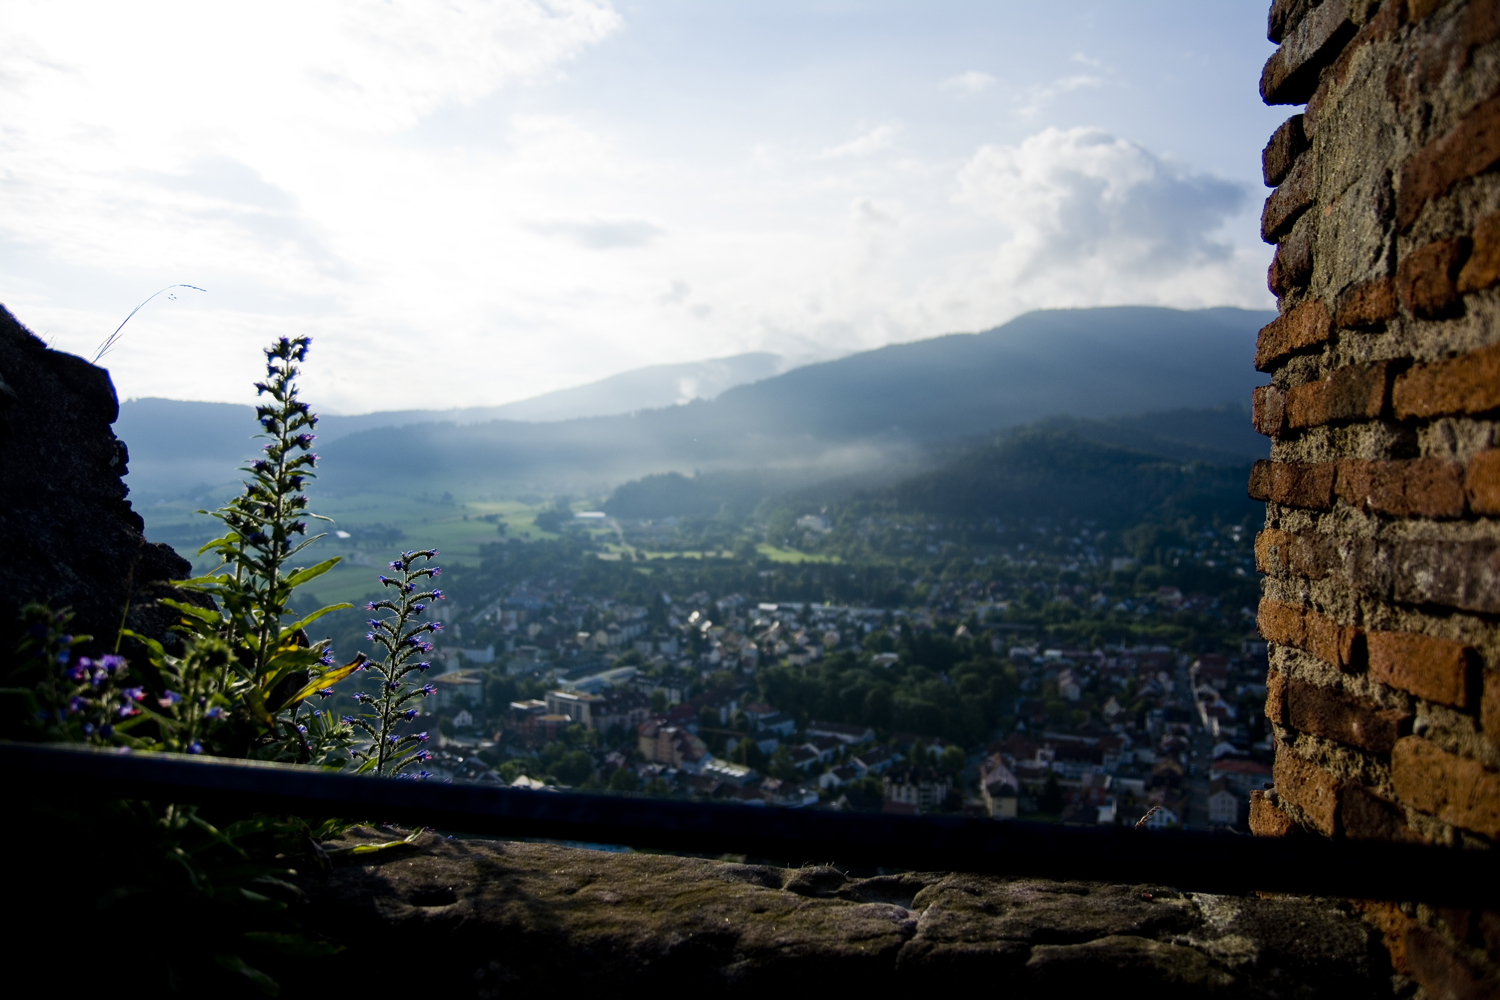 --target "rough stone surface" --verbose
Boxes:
[0,304,194,655]
[301,832,1392,997]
